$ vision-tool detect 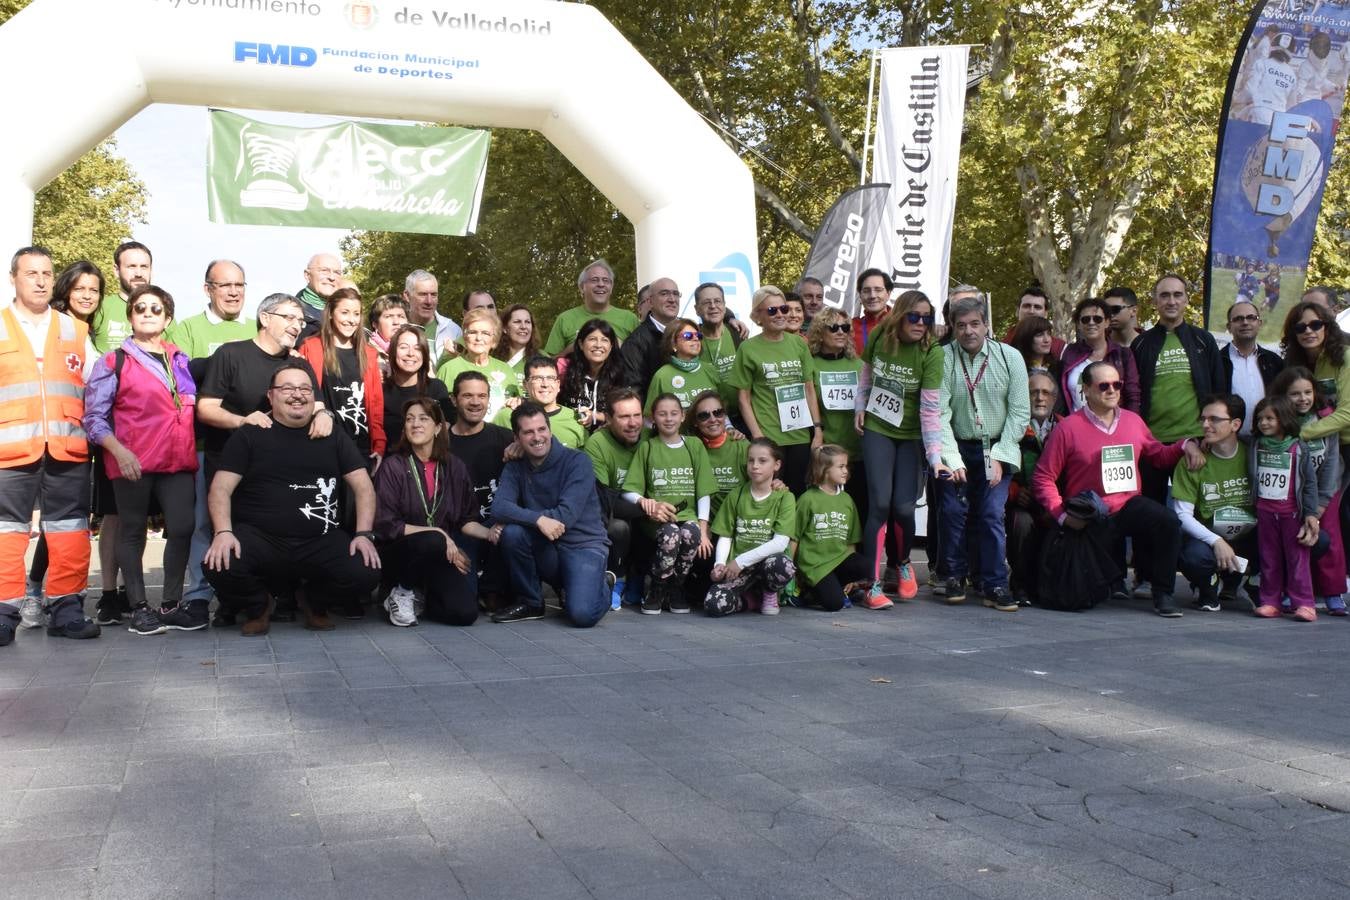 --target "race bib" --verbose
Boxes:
[1212,506,1256,539]
[1256,449,1291,501]
[865,377,905,427]
[818,370,858,412]
[1100,444,1136,495]
[1306,438,1327,473]
[775,383,811,433]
